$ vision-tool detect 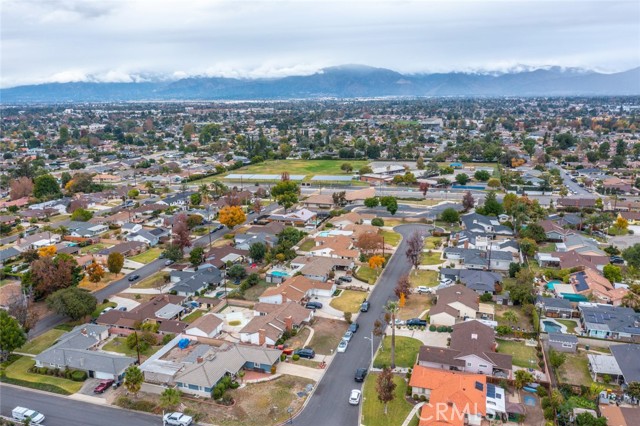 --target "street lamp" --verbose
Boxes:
[364,332,374,368]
